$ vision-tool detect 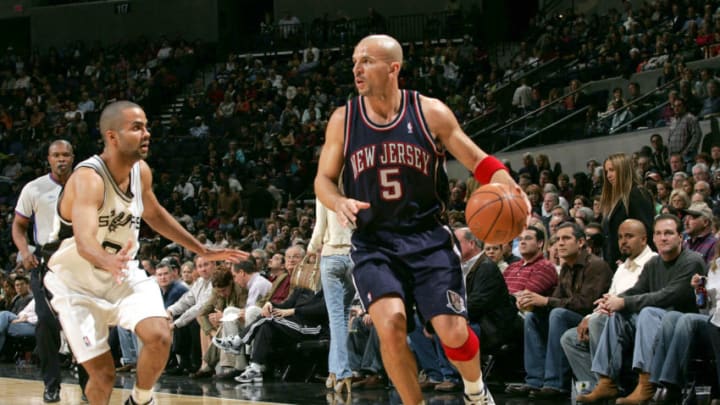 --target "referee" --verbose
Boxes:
[11,140,86,402]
